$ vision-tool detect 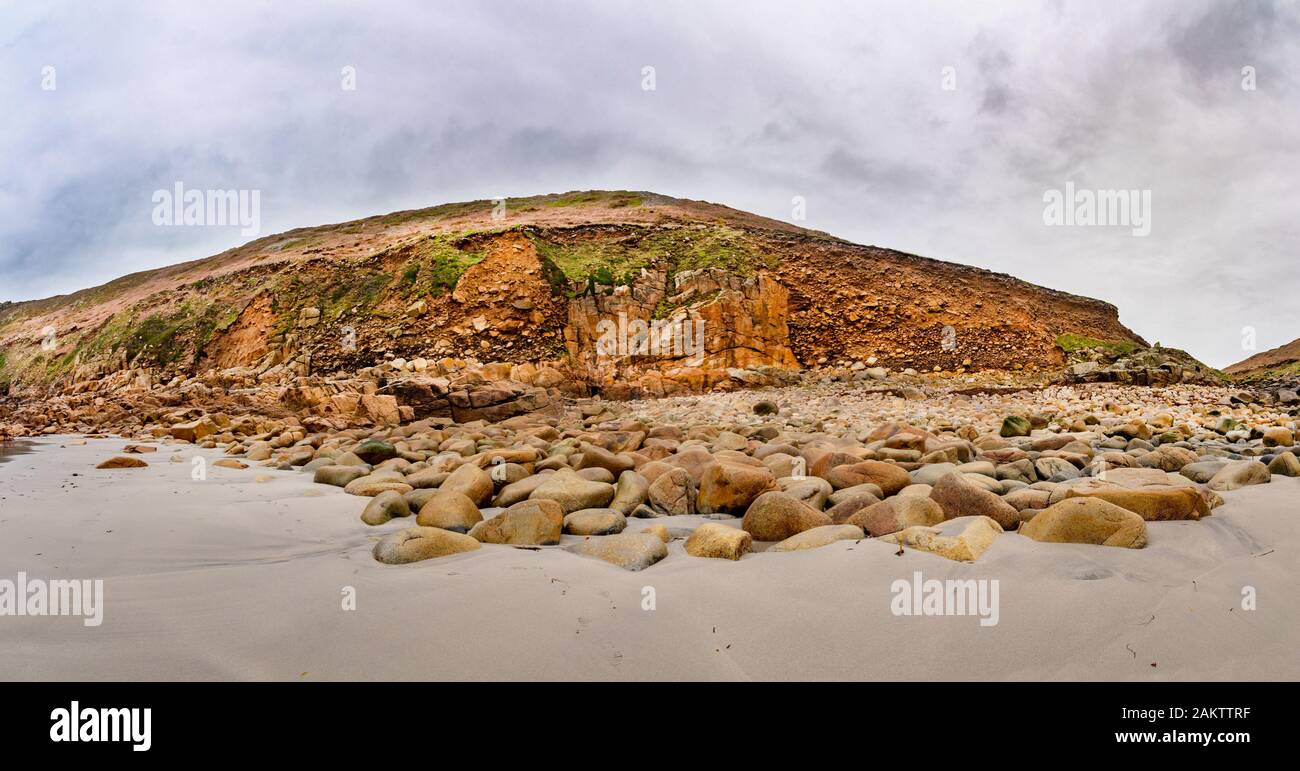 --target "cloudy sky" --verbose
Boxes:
[2,0,1297,367]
